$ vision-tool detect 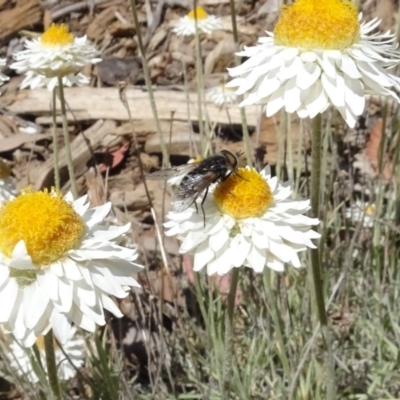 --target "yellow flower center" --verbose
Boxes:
[0,188,85,266]
[274,0,360,51]
[41,24,74,47]
[0,159,11,179]
[213,168,274,219]
[188,6,209,21]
